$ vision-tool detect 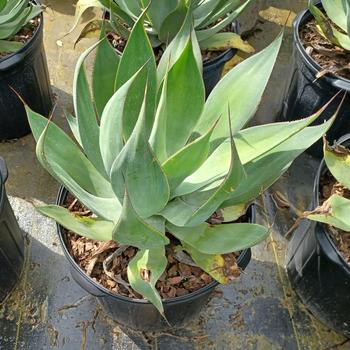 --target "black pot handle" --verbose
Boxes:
[0,157,8,184]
